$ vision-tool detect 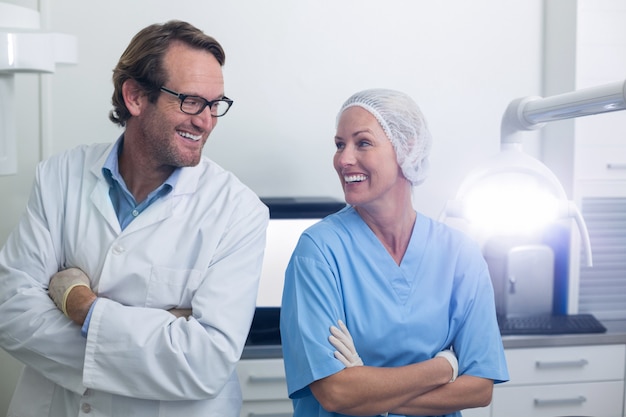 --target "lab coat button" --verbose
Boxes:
[112,245,125,255]
[81,403,92,413]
